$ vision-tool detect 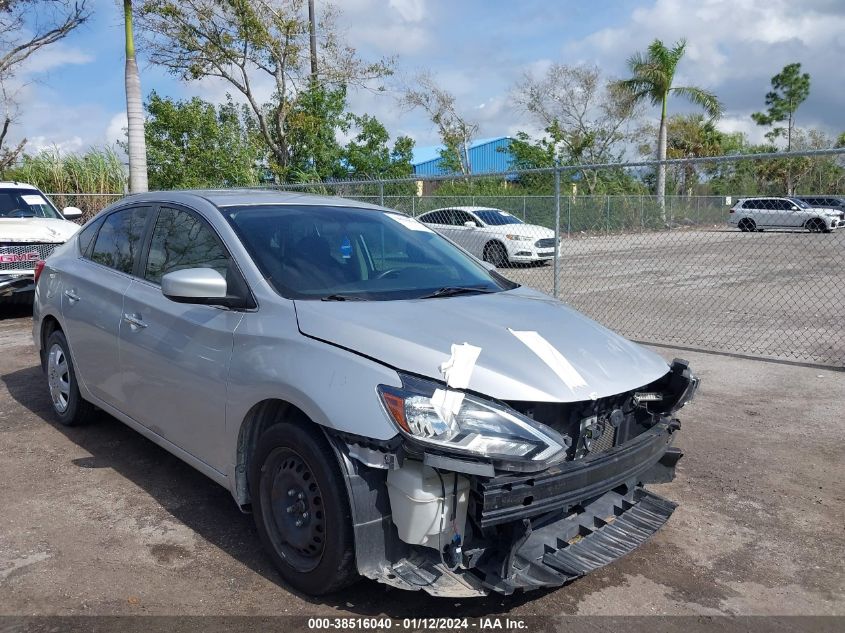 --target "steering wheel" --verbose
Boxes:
[4,209,35,218]
[375,268,403,280]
